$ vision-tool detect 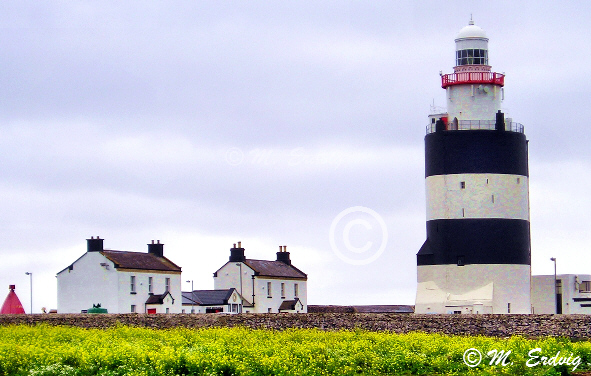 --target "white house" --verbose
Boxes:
[57,237,182,314]
[532,274,591,314]
[213,242,307,313]
[181,288,248,313]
